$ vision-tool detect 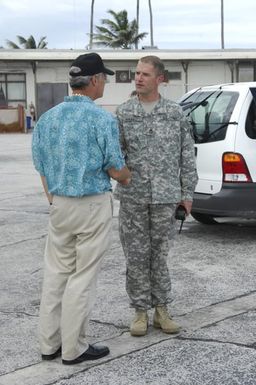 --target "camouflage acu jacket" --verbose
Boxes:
[114,95,198,204]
